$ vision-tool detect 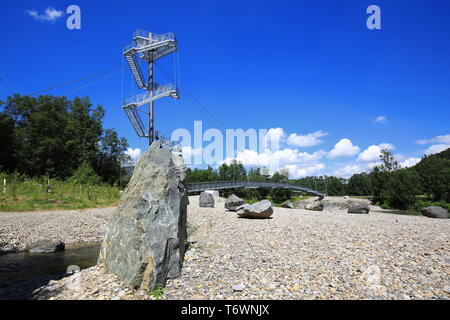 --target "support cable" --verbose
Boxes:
[154,61,250,164]
[154,61,228,131]
[5,67,124,103]
[20,69,123,114]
